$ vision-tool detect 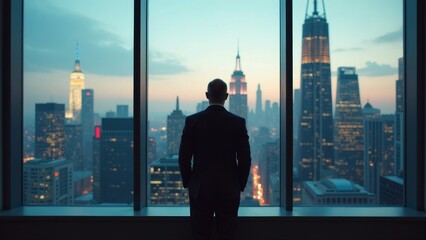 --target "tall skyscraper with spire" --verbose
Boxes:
[298,0,334,181]
[256,83,263,116]
[229,47,248,120]
[334,67,364,185]
[66,42,85,123]
[167,97,186,155]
